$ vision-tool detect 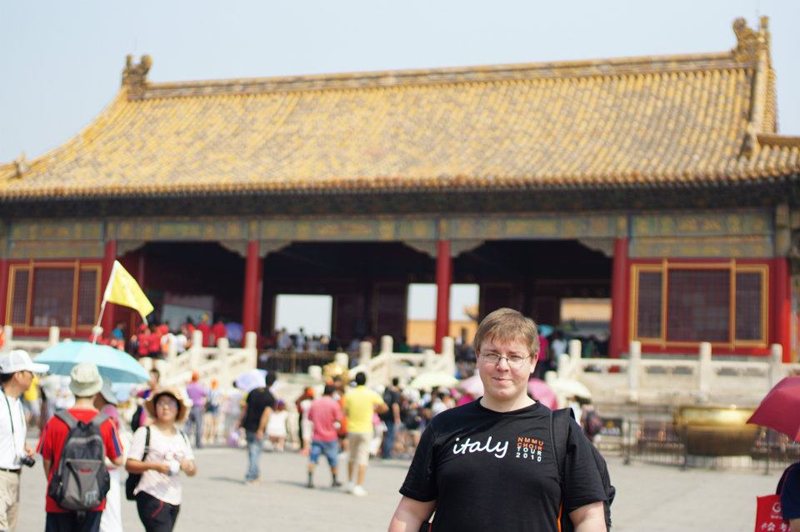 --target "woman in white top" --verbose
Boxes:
[96,378,123,532]
[266,399,289,451]
[126,387,197,532]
